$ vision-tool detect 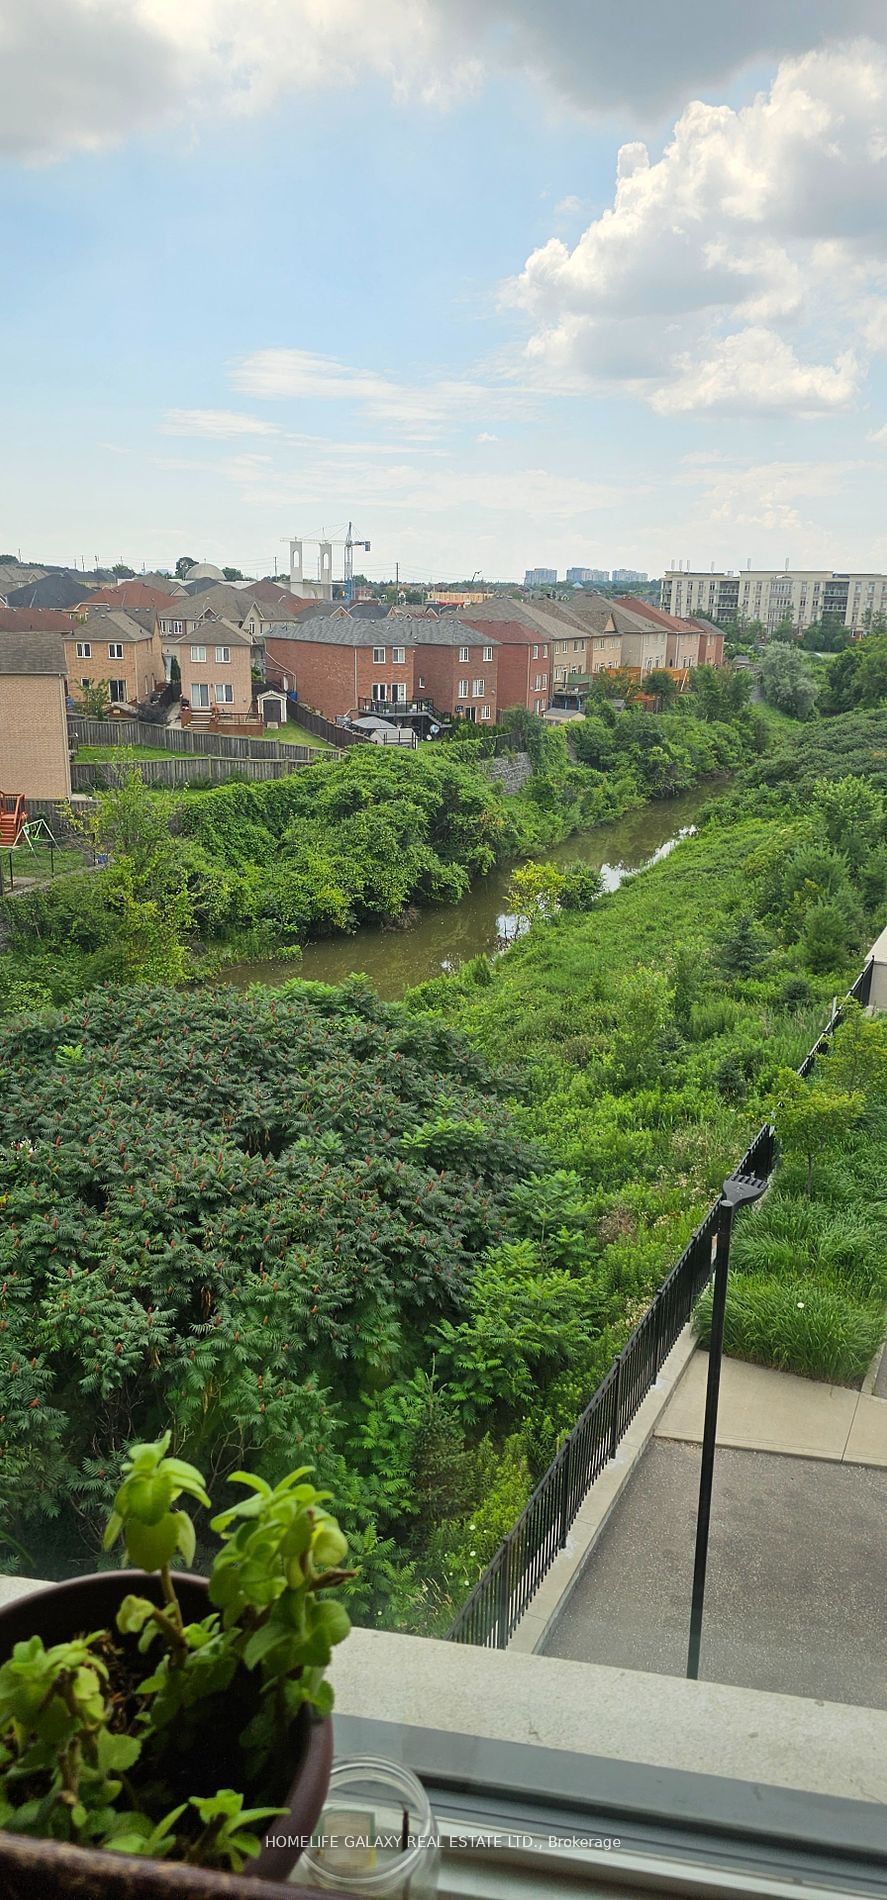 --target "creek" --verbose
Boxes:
[221,783,722,1003]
